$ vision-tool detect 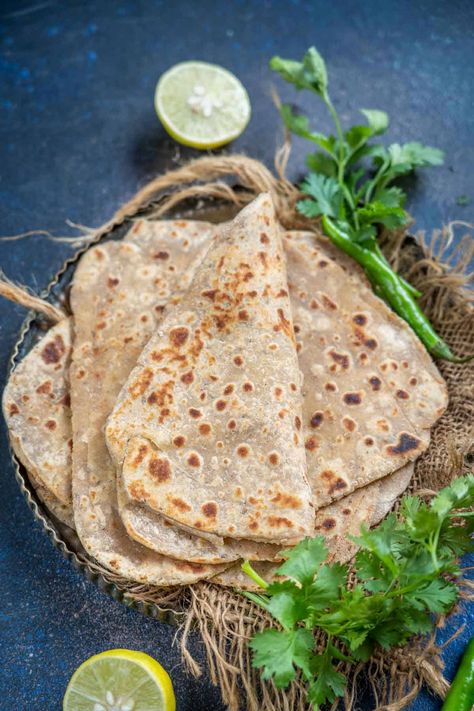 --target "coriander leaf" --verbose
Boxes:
[386,142,444,177]
[306,151,338,177]
[279,105,335,154]
[250,628,314,687]
[431,473,474,517]
[351,225,377,248]
[345,124,373,149]
[266,591,307,630]
[351,513,400,575]
[356,200,408,229]
[370,622,406,649]
[307,563,347,609]
[360,109,389,134]
[406,579,458,614]
[438,518,474,558]
[376,186,406,209]
[270,46,328,97]
[308,654,346,707]
[277,535,328,585]
[299,173,343,218]
[355,549,393,593]
[297,199,327,219]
